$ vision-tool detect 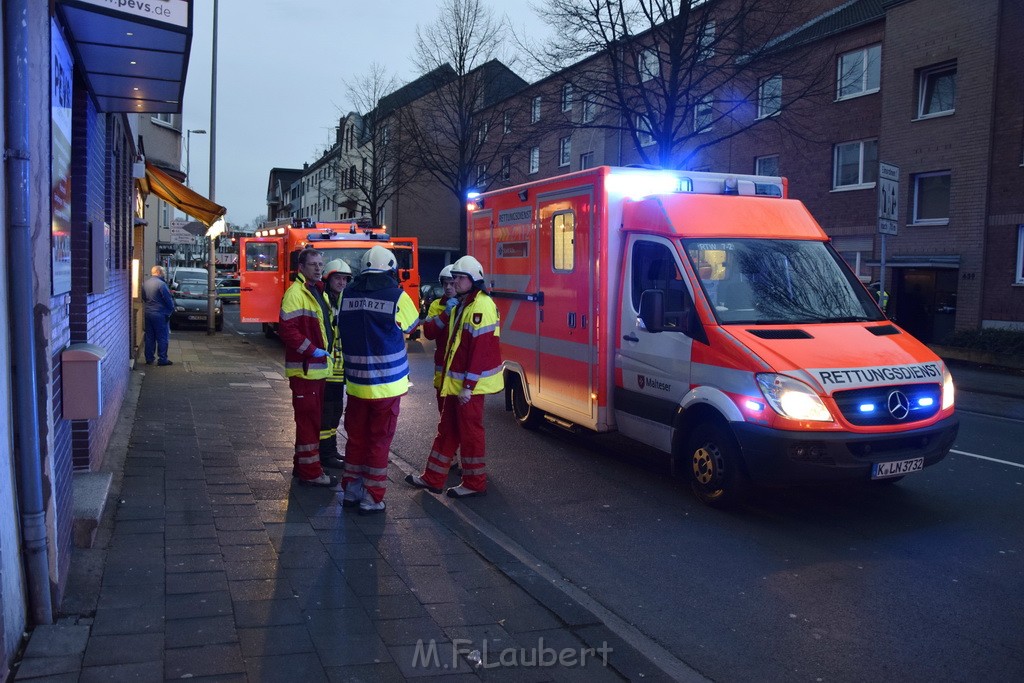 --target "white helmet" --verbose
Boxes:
[323,259,352,281]
[450,255,485,288]
[439,264,454,282]
[362,245,397,274]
